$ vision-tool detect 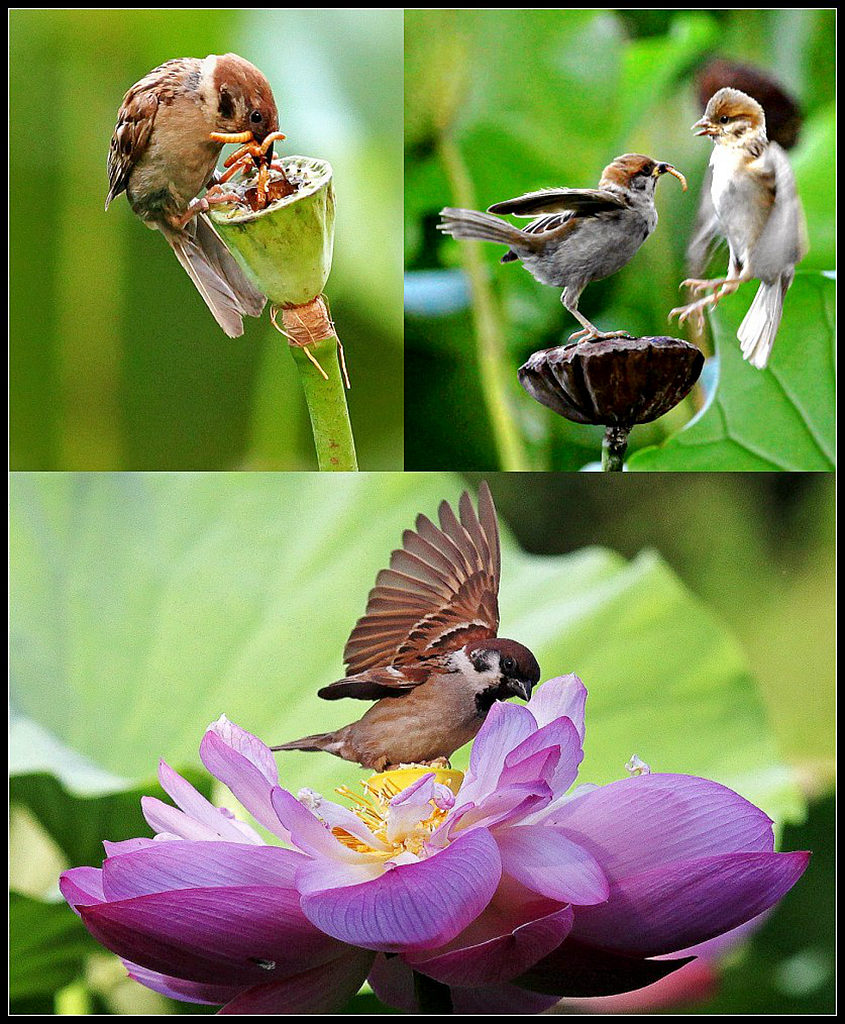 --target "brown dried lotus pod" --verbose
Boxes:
[518,335,704,429]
